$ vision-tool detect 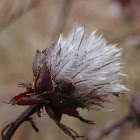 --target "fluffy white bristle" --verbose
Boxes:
[45,25,128,99]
